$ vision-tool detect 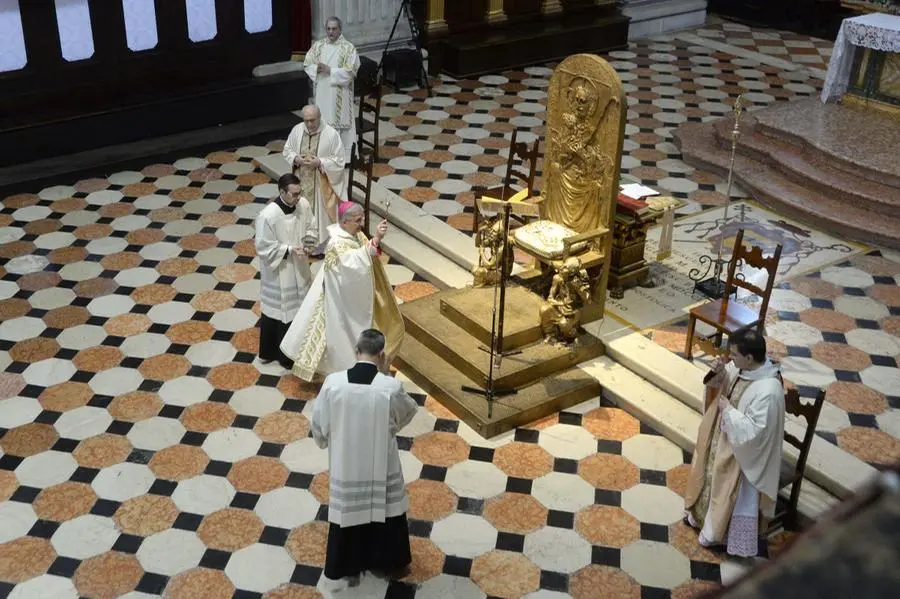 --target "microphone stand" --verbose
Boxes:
[461,202,518,419]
